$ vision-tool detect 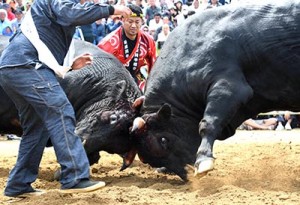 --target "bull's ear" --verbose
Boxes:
[156,103,172,121]
[112,80,126,99]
